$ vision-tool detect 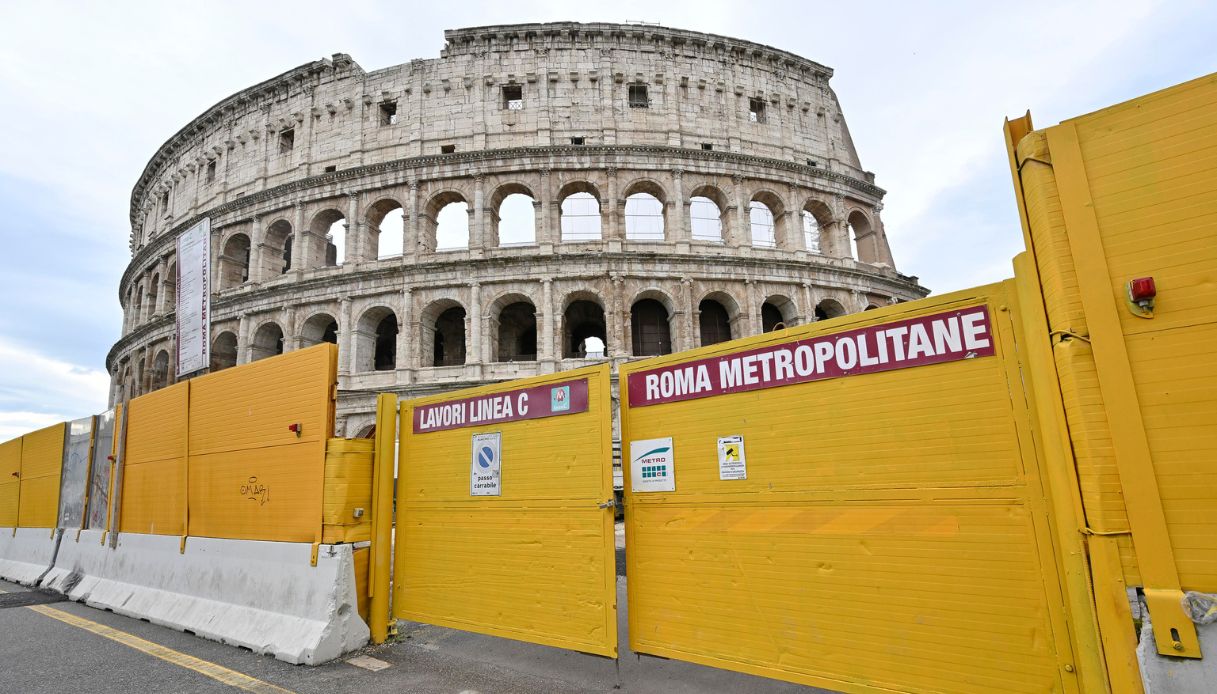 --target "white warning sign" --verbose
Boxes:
[470,432,502,496]
[717,435,747,480]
